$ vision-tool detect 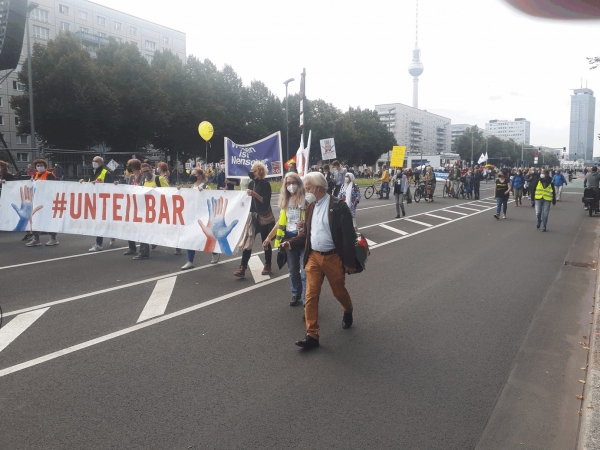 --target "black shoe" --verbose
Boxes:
[402,211,406,217]
[395,215,400,218]
[342,310,353,329]
[133,254,149,260]
[22,233,32,241]
[123,249,137,255]
[290,295,301,306]
[493,214,499,220]
[536,220,541,229]
[151,245,157,250]
[542,227,547,232]
[295,335,319,349]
